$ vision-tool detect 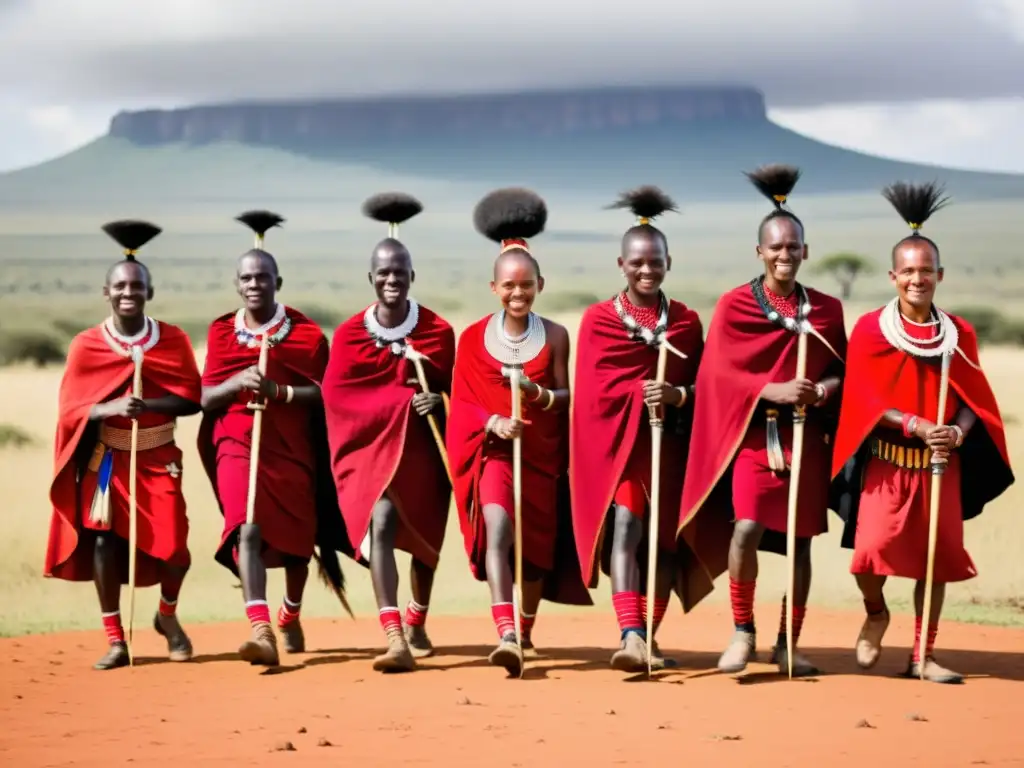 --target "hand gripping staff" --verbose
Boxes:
[645,336,687,676]
[403,343,452,484]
